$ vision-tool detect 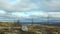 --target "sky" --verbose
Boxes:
[0,0,60,22]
